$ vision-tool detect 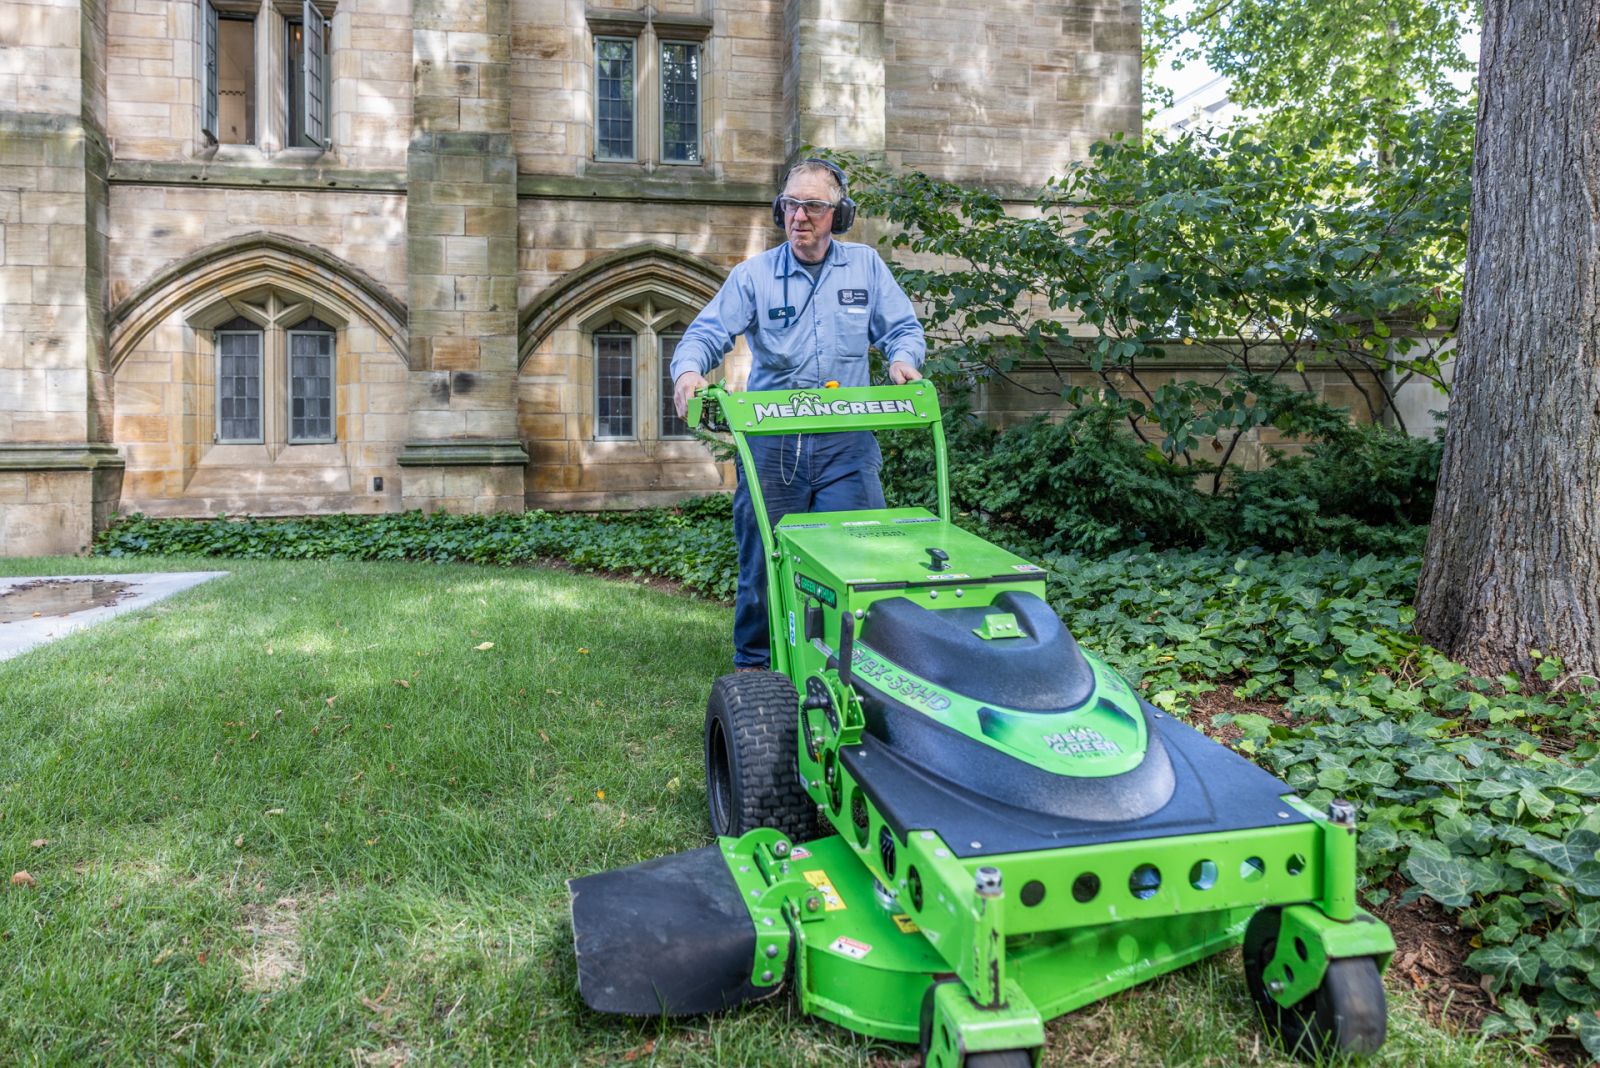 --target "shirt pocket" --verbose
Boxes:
[834,302,871,358]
